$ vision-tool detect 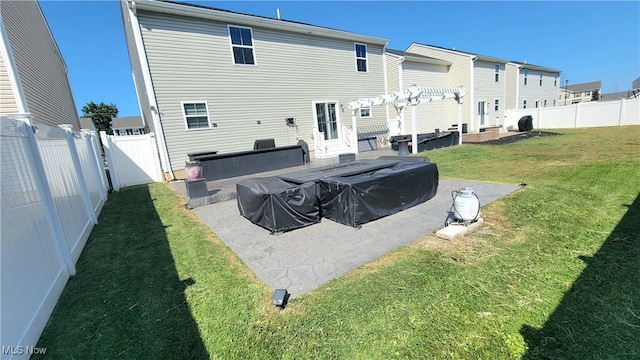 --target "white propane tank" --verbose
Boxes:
[453,188,480,222]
